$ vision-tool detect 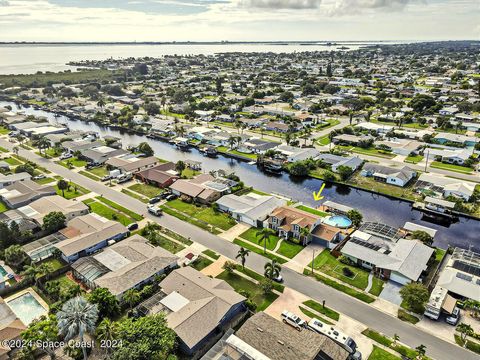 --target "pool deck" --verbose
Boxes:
[5,287,49,324]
